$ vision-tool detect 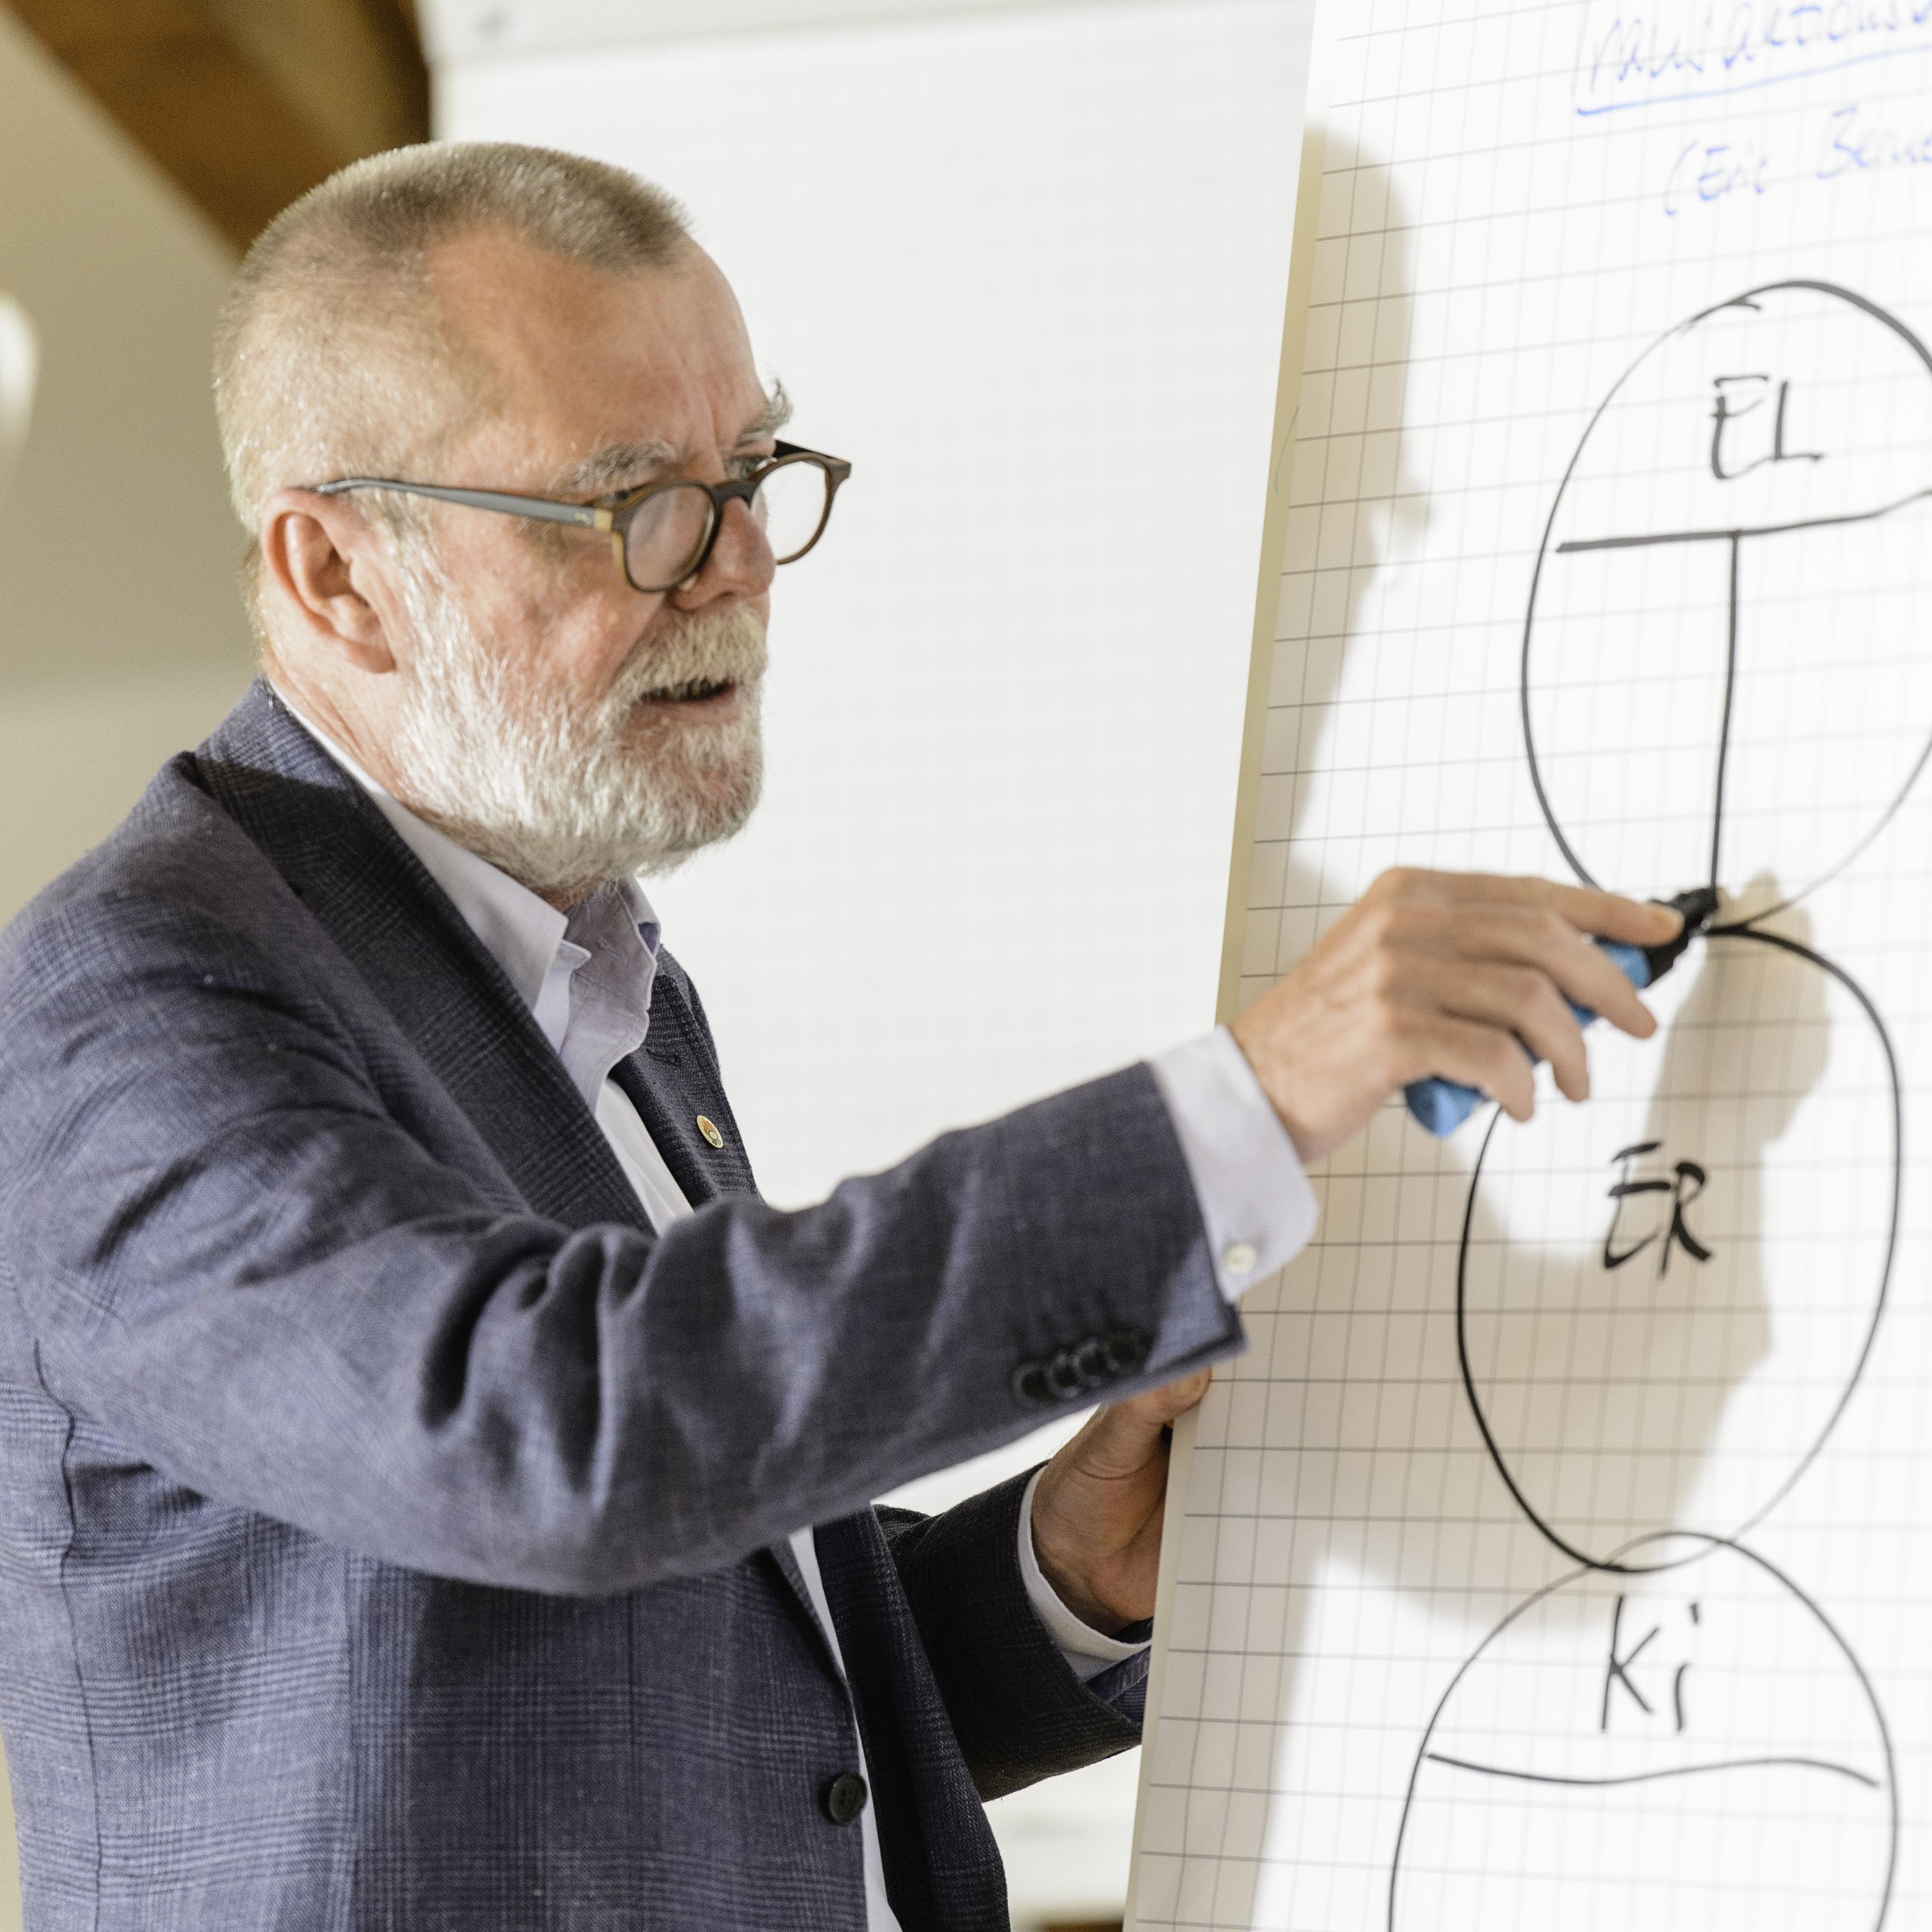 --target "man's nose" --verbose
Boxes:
[671,494,774,608]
